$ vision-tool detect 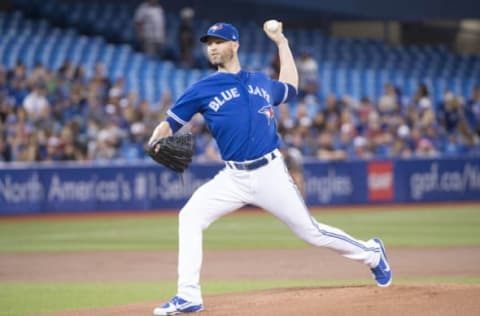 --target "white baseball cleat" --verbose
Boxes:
[153,296,204,315]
